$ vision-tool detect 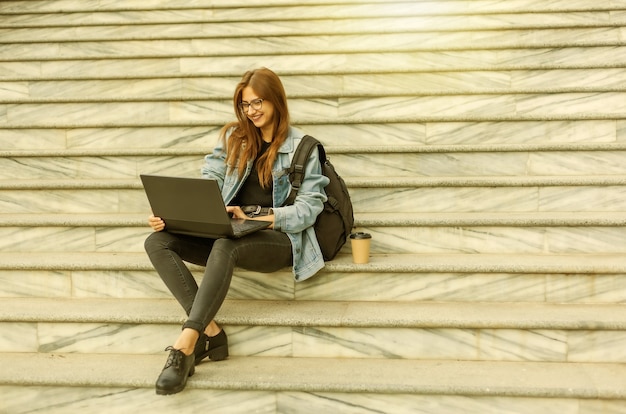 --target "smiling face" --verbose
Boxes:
[241,86,275,141]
